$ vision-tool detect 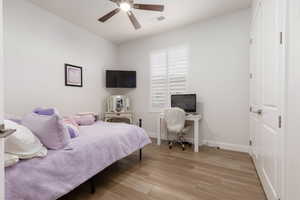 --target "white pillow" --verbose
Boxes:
[5,153,19,168]
[4,120,48,159]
